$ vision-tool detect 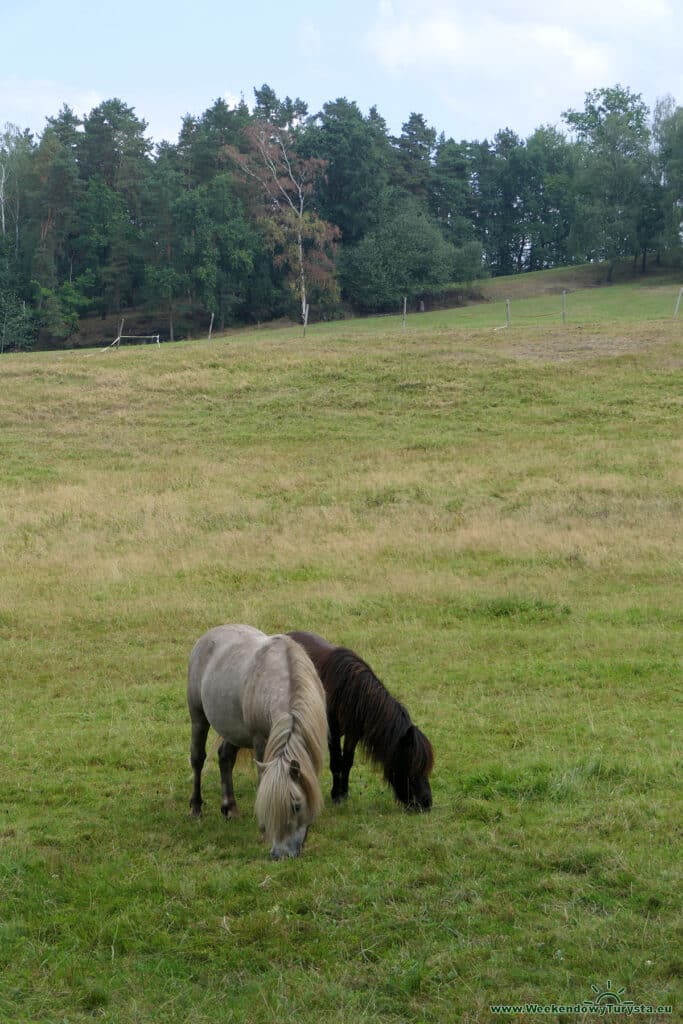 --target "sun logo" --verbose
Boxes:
[589,981,626,1006]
